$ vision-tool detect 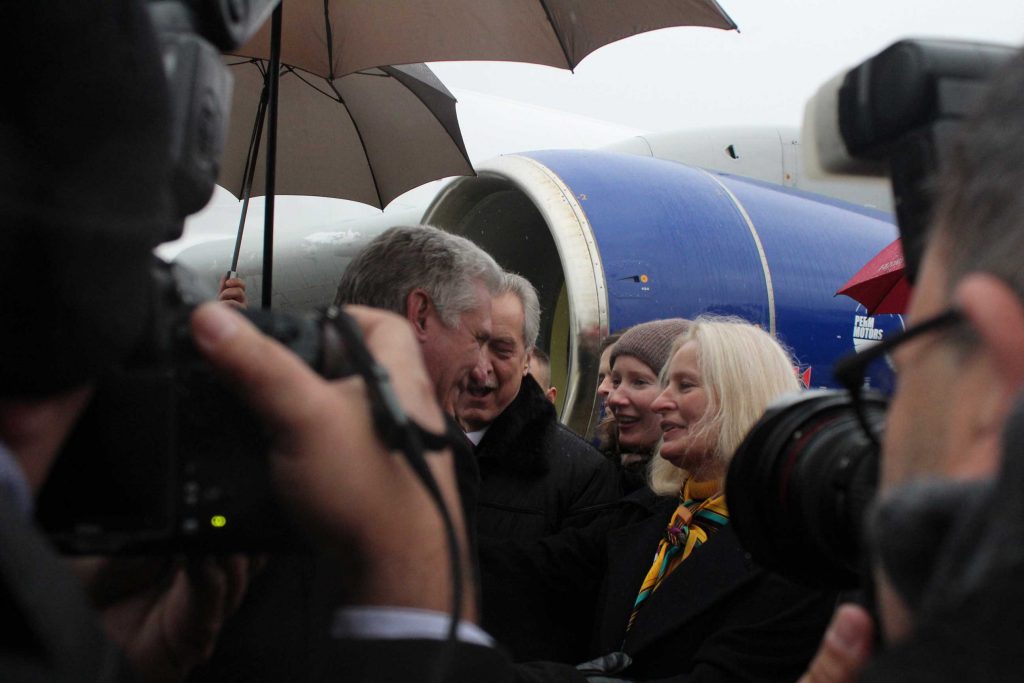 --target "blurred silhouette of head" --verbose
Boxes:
[0,1,176,396]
